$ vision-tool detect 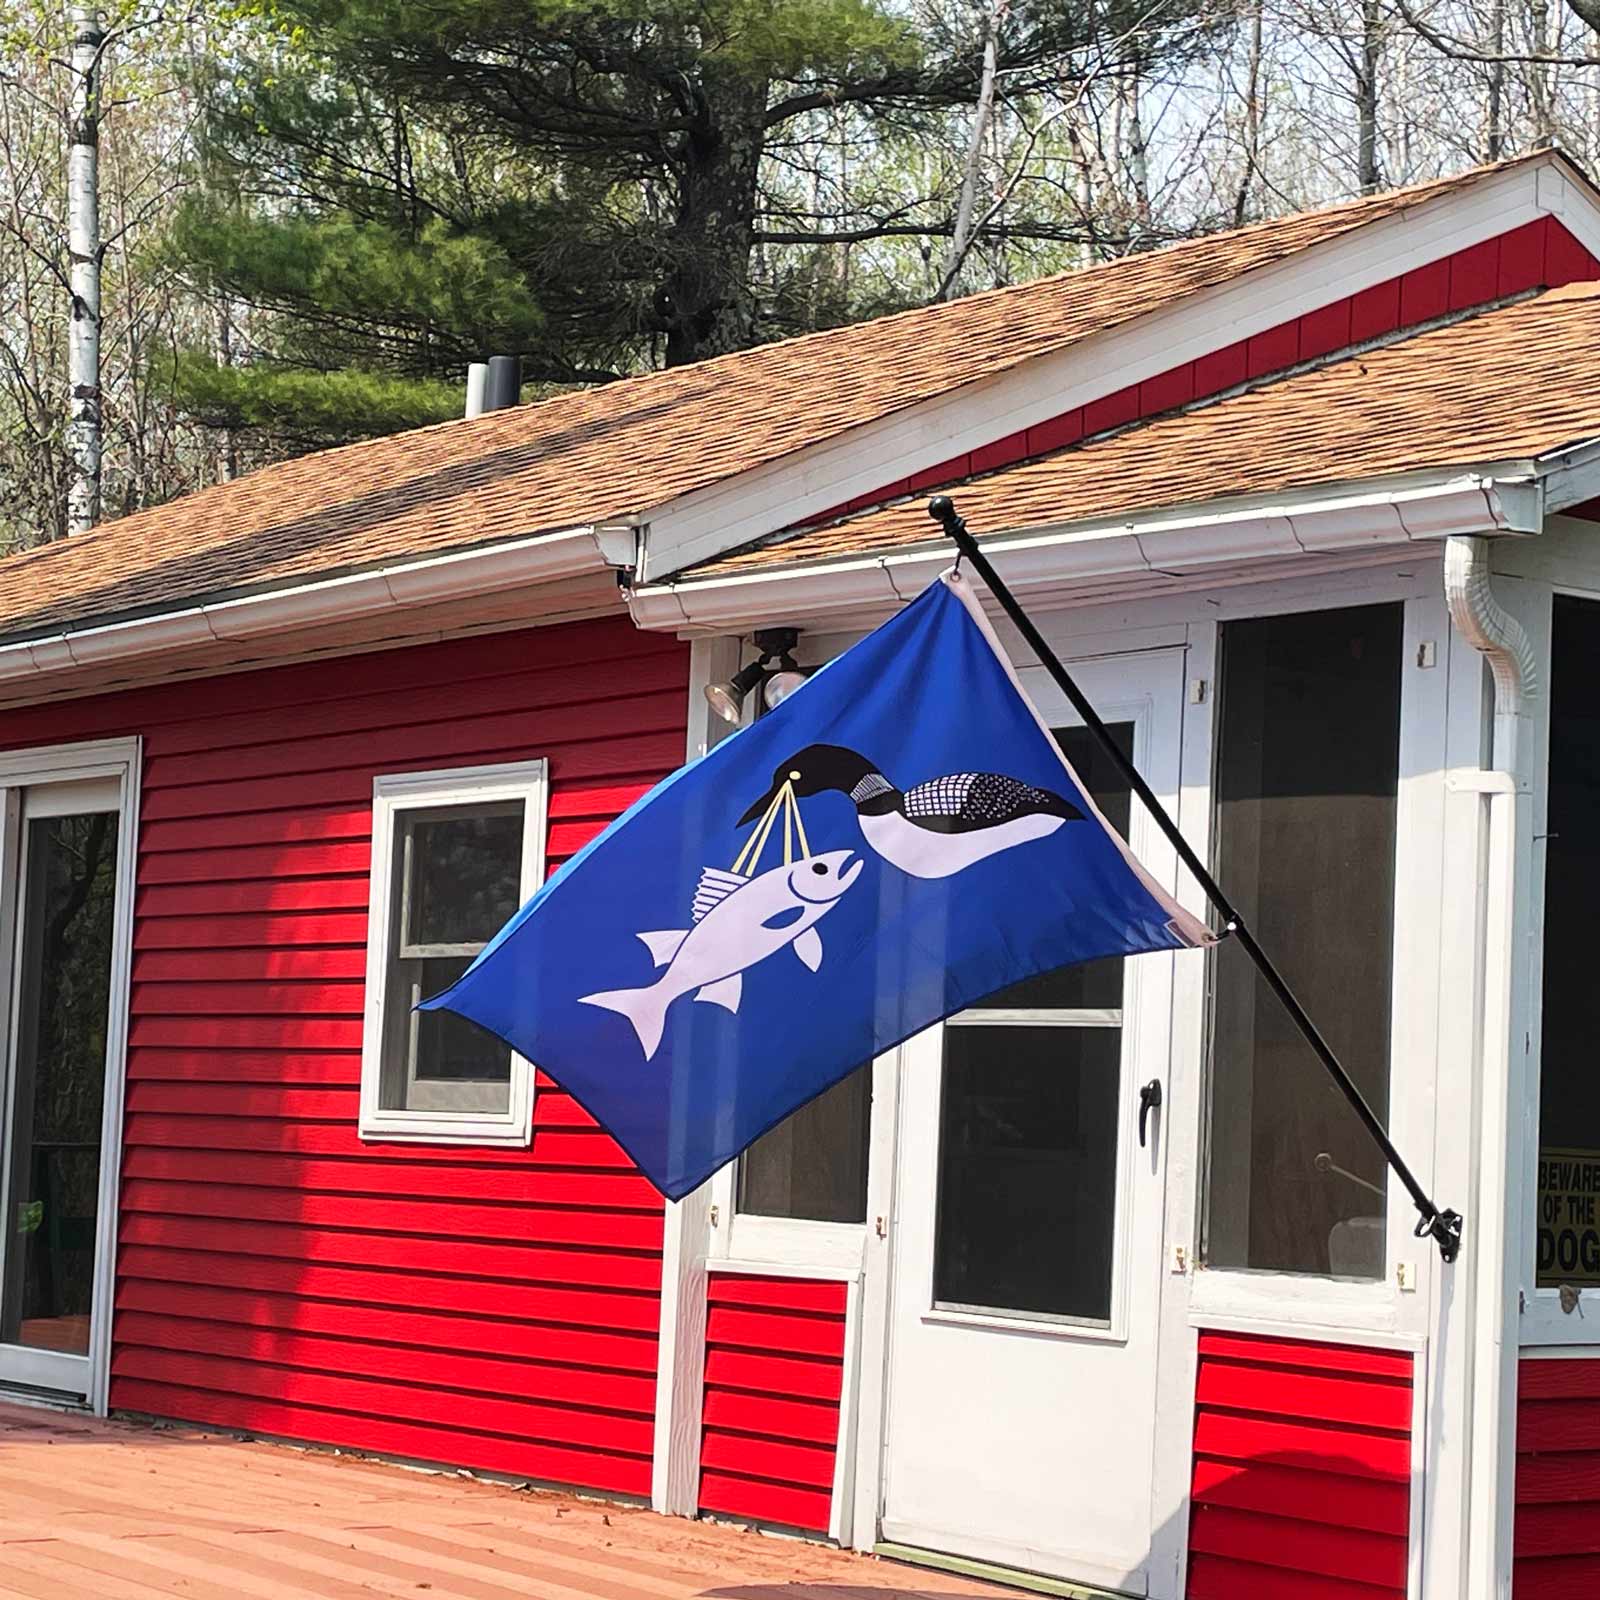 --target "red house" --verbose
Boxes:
[3,146,1600,1598]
